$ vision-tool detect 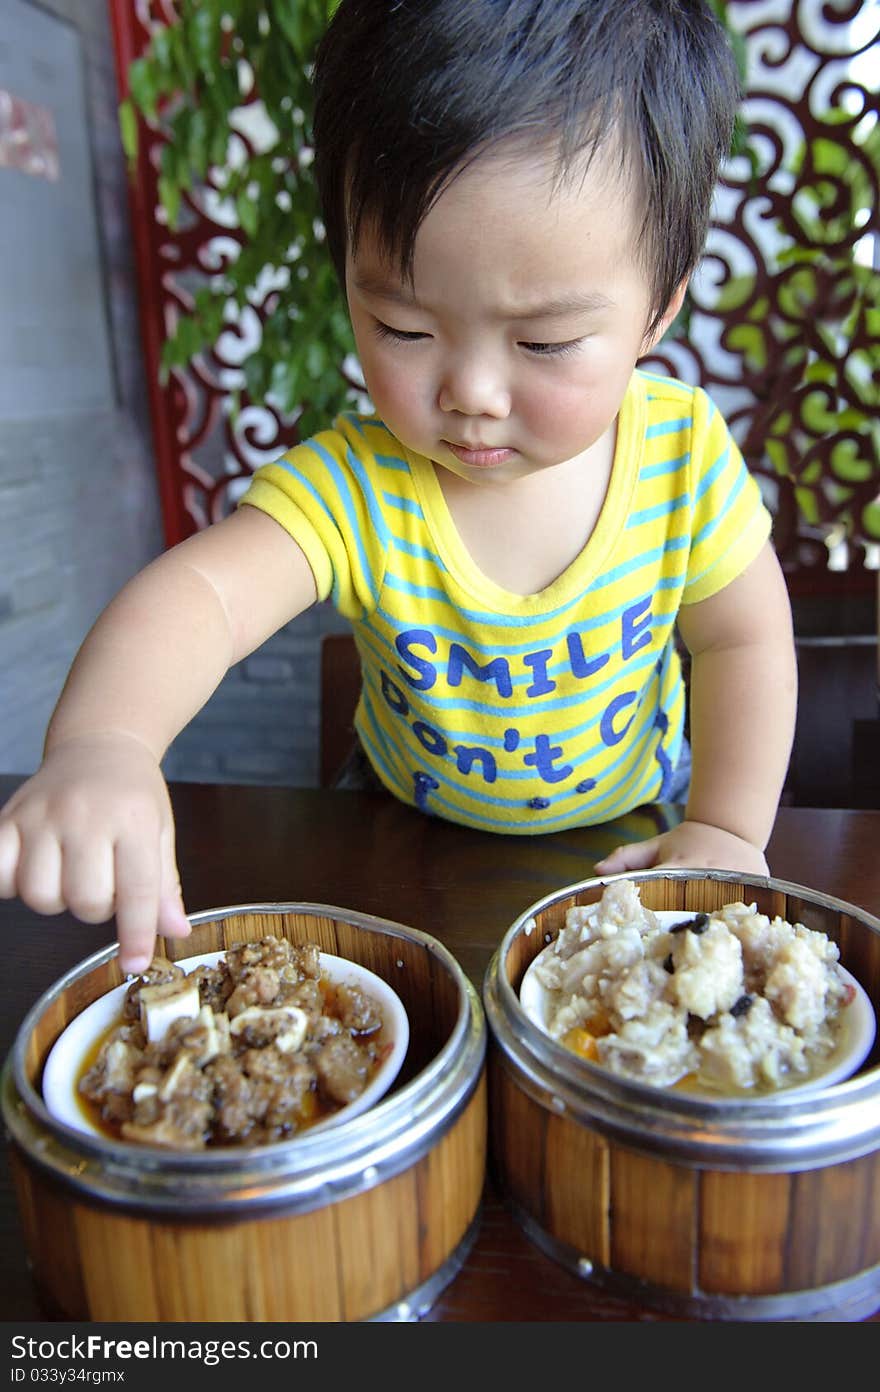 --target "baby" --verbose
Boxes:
[0,0,797,972]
